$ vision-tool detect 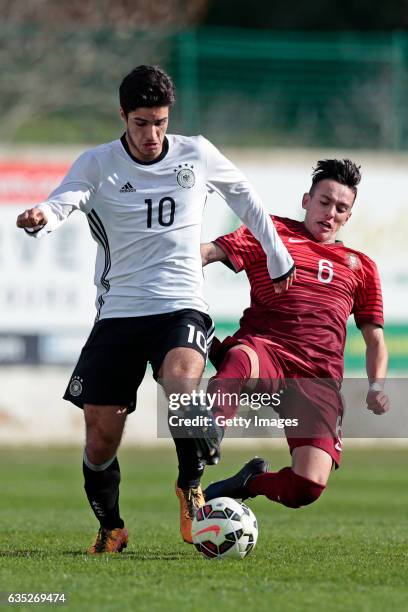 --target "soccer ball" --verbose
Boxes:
[192,496,258,560]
